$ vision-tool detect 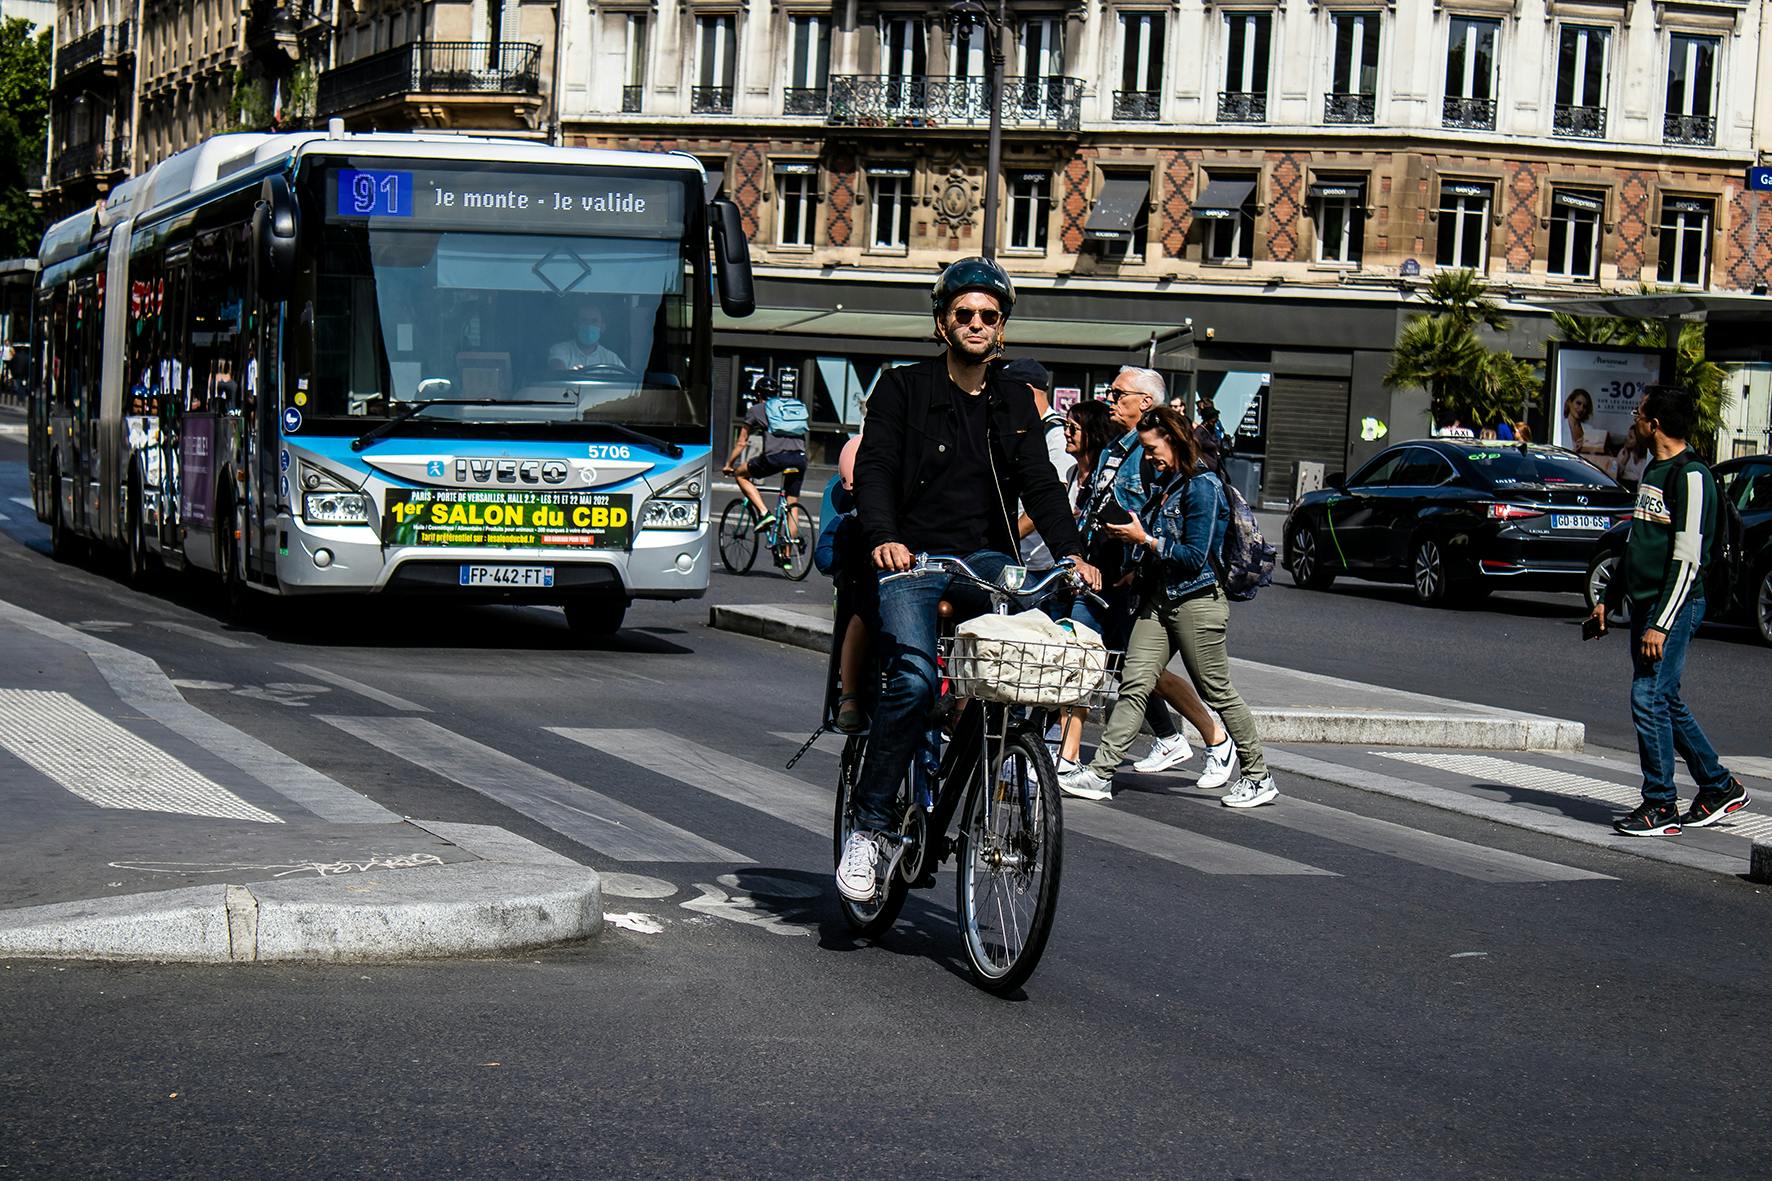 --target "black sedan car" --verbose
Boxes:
[1283,440,1634,606]
[1584,454,1772,645]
